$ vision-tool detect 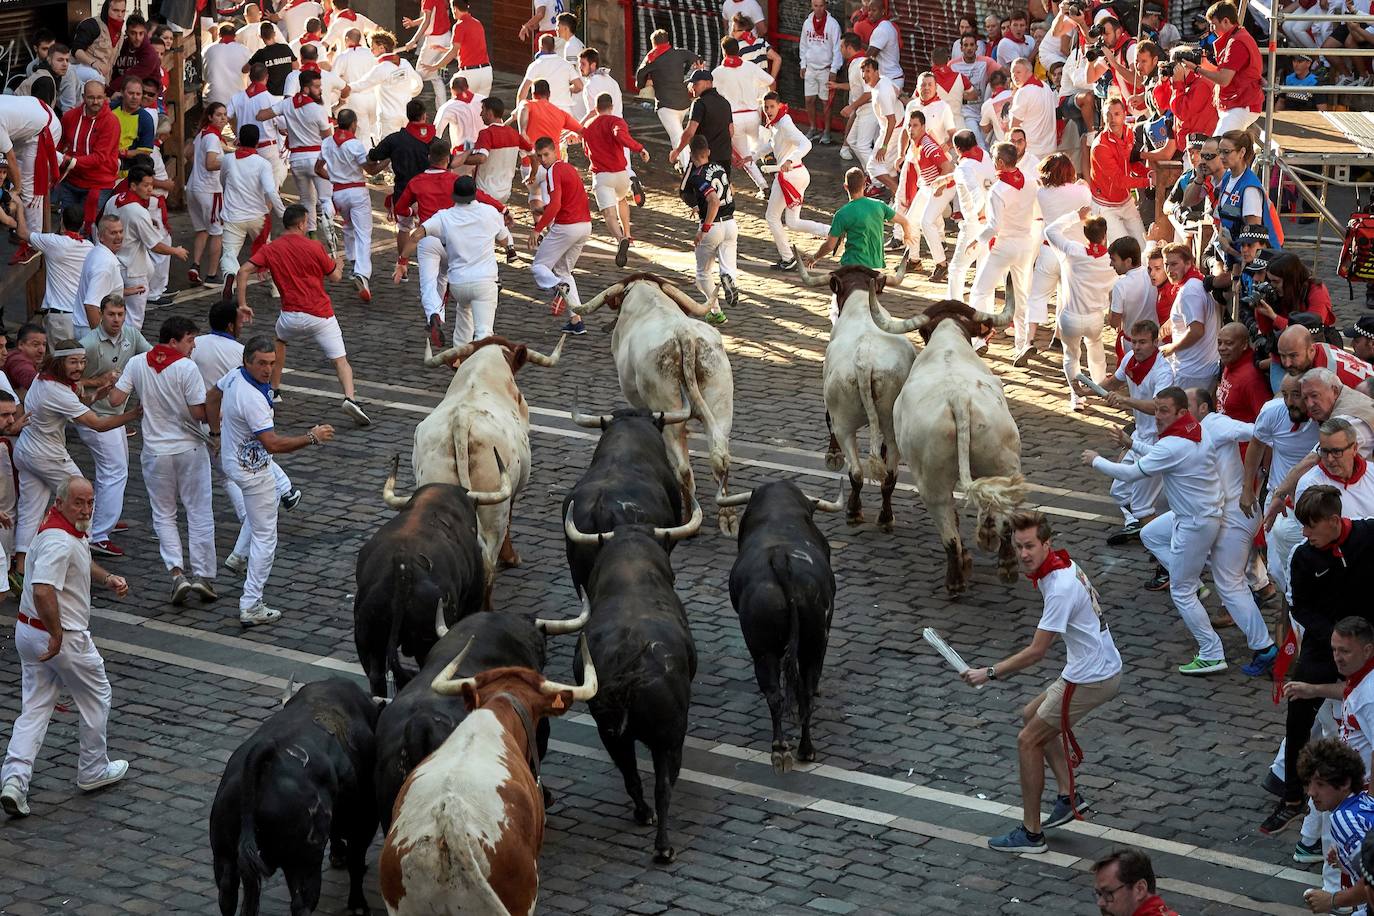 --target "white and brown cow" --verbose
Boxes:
[414,334,566,595]
[379,635,598,916]
[868,295,1028,597]
[578,273,738,533]
[817,265,916,529]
